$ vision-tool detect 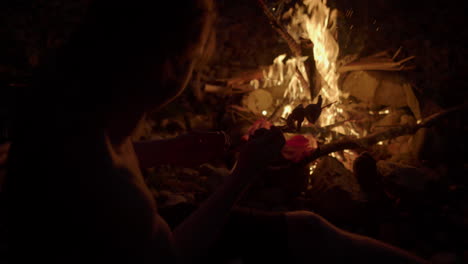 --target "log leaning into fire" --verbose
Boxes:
[256,0,302,56]
[256,0,321,99]
[300,104,468,165]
